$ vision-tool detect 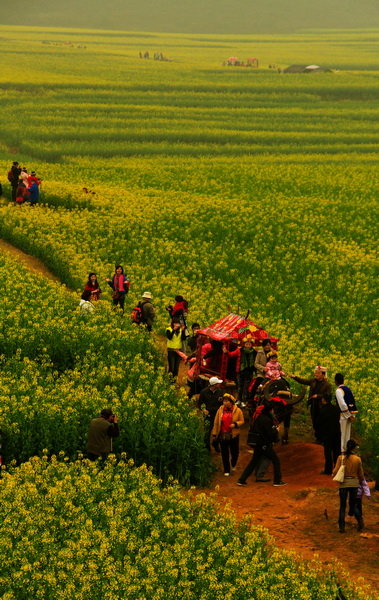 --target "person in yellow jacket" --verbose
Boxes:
[166,318,188,380]
[212,394,244,476]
